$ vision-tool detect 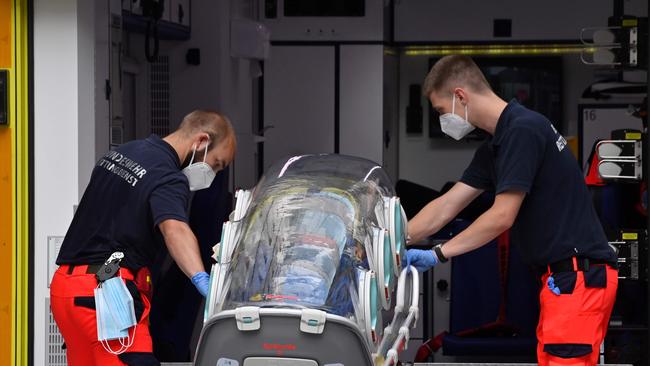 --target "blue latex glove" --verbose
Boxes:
[546,276,561,296]
[191,271,210,297]
[405,249,439,272]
